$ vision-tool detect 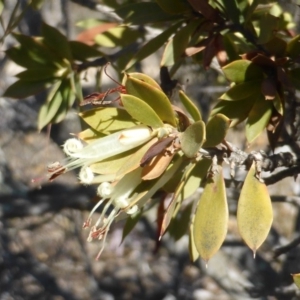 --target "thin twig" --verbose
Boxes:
[273,235,300,258]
